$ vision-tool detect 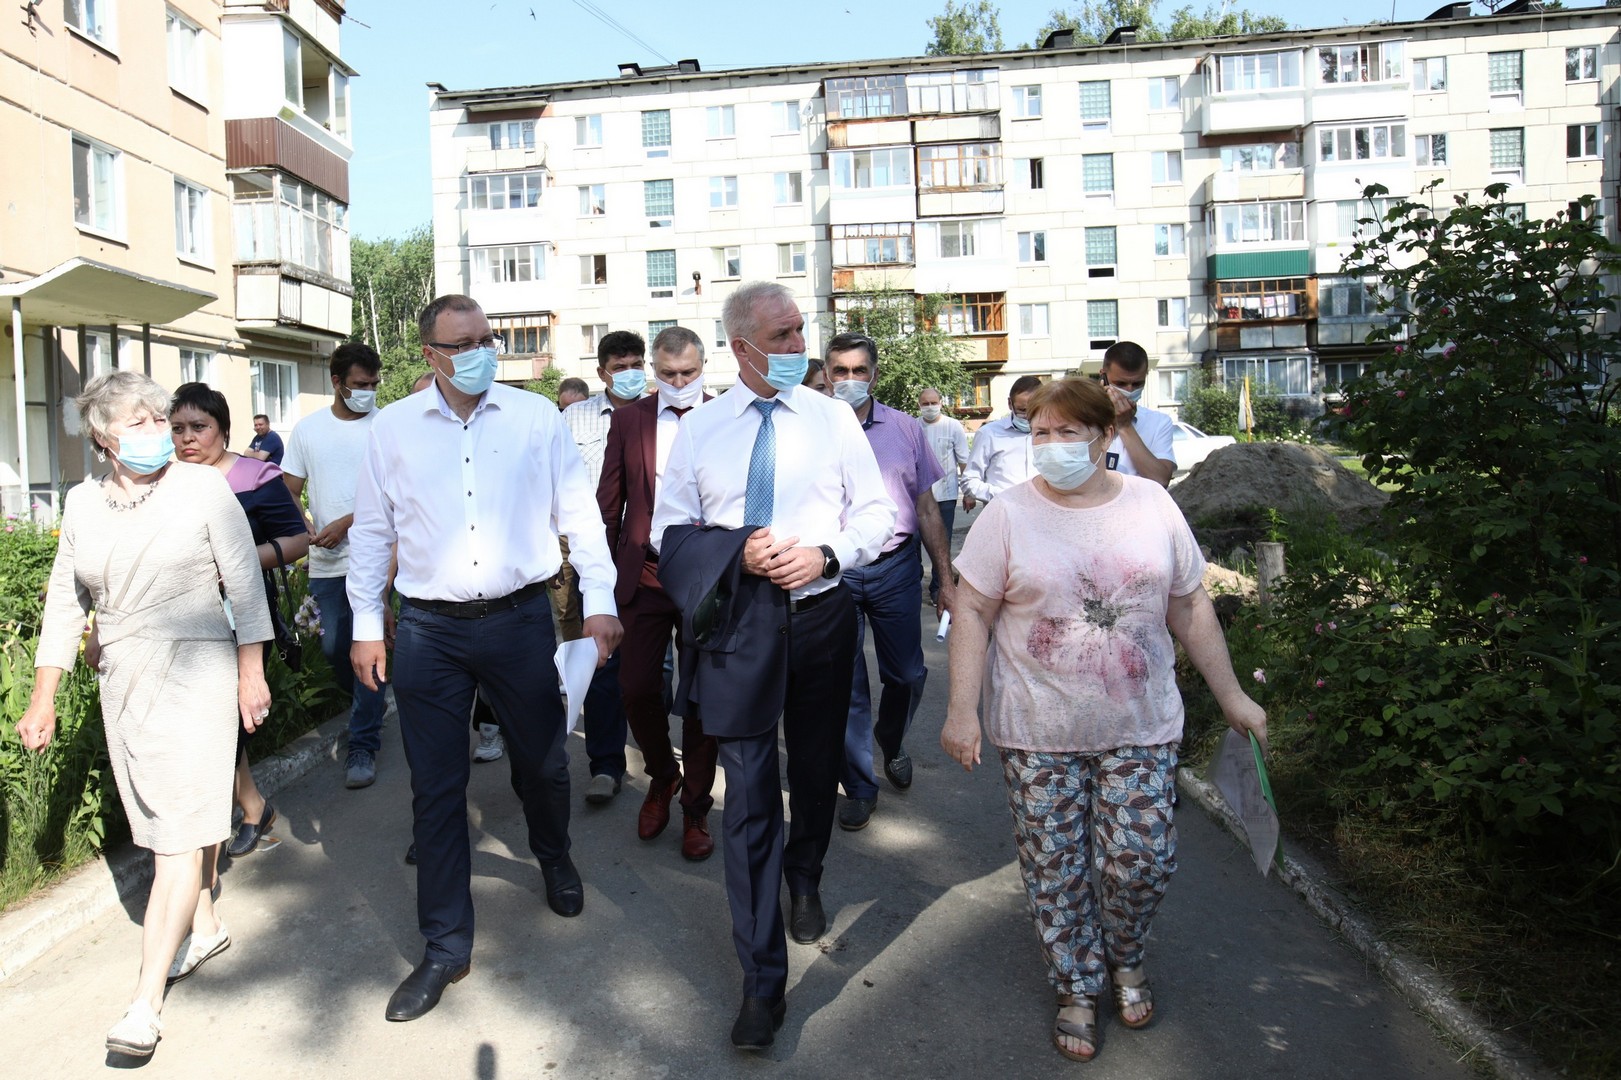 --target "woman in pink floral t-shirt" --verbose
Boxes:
[943,377,1266,1064]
